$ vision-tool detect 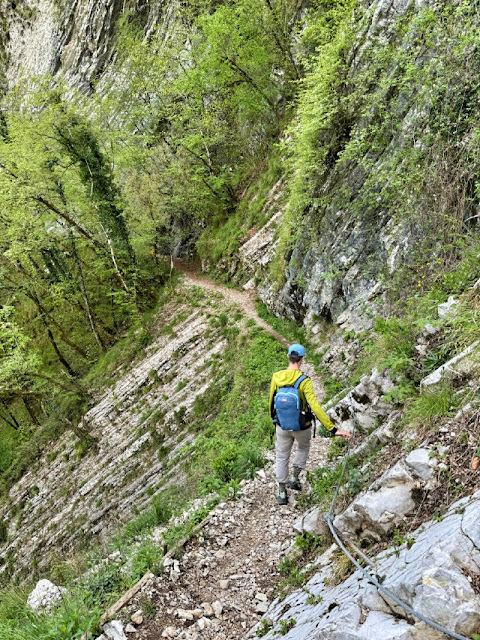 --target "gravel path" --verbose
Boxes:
[128,448,329,640]
[117,269,331,640]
